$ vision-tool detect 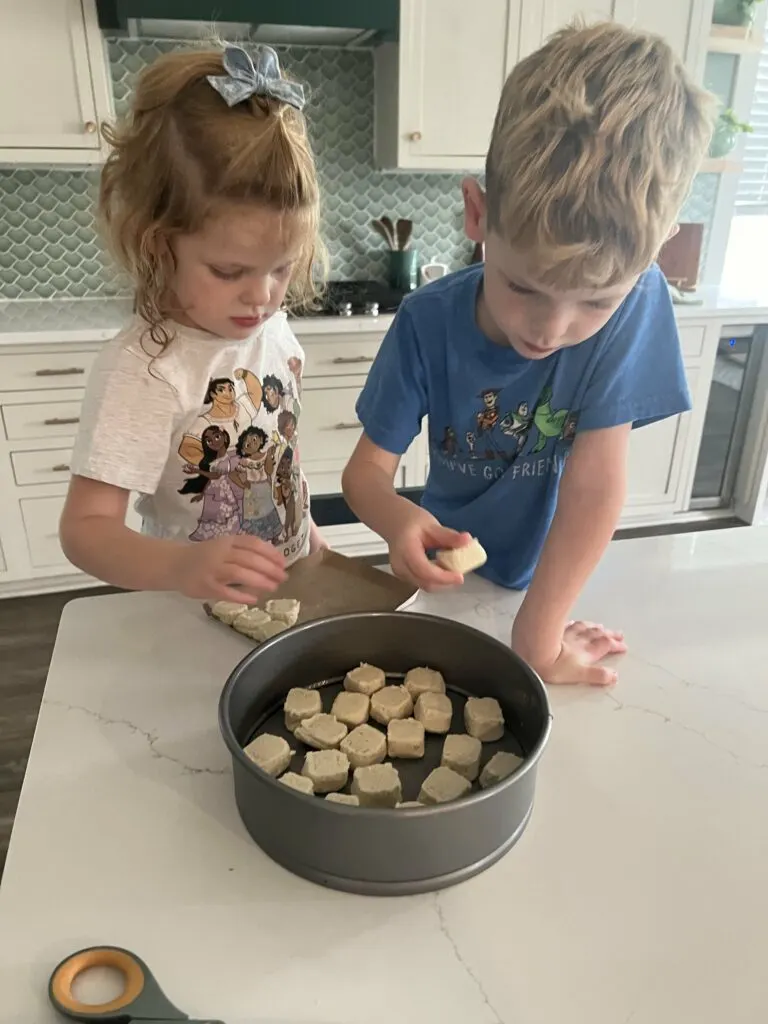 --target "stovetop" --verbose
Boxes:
[295,280,406,318]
